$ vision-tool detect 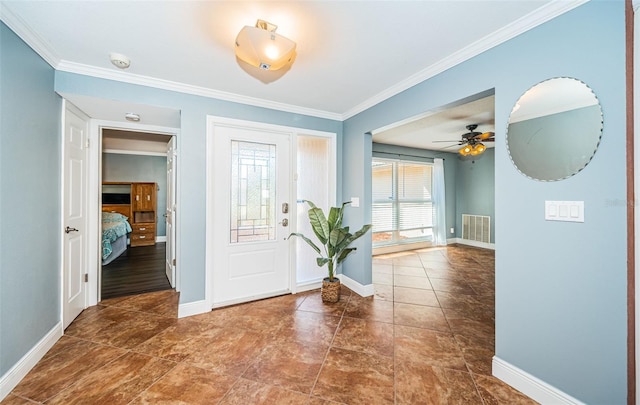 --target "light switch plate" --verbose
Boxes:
[545,201,584,222]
